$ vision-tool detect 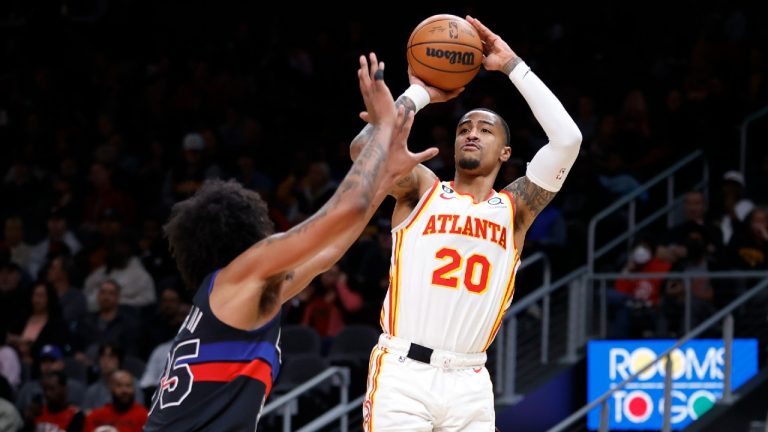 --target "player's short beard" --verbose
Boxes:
[458,157,480,170]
